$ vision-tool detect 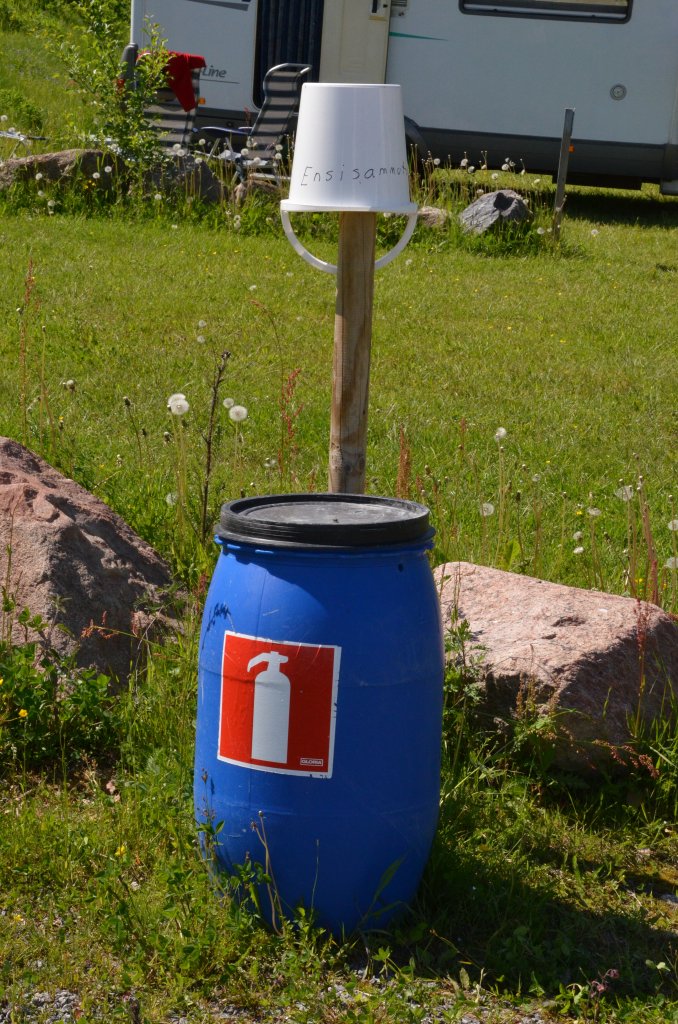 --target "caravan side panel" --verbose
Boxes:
[131,0,258,123]
[386,1,678,183]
